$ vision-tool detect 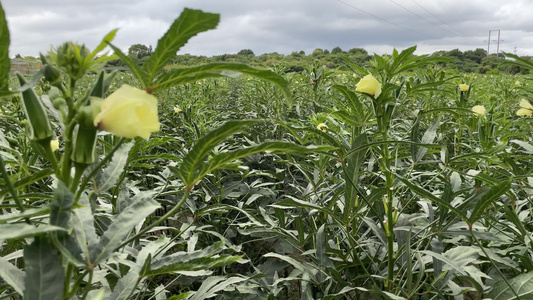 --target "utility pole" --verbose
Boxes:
[514,46,517,55]
[485,30,502,56]
[486,31,492,56]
